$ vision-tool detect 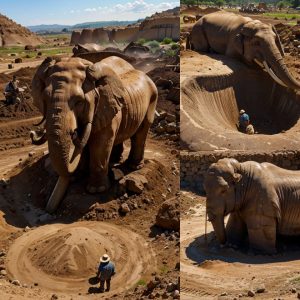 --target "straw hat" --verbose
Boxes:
[239,109,245,114]
[100,254,110,263]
